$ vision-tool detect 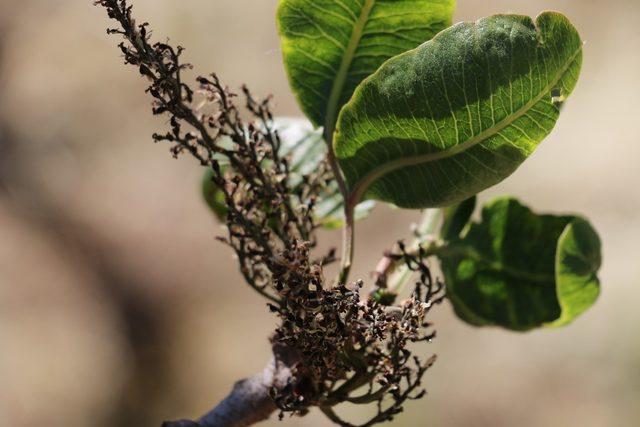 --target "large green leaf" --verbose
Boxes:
[277,0,455,131]
[439,197,601,331]
[334,12,583,208]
